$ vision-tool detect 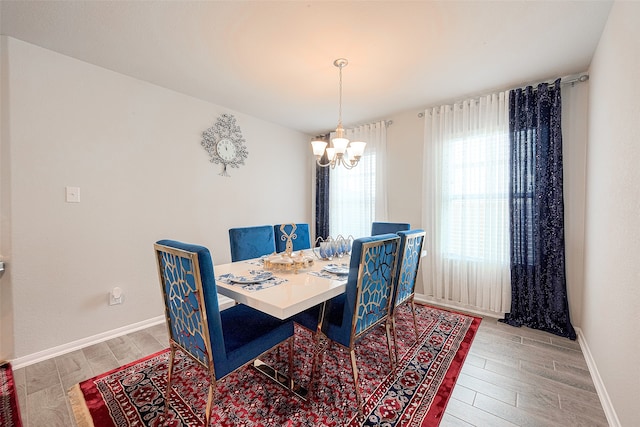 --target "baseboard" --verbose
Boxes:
[575,327,621,427]
[414,294,504,319]
[11,315,166,370]
[11,294,236,370]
